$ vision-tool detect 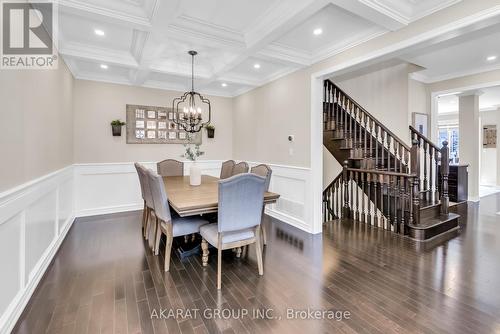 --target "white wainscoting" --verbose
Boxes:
[0,166,75,334]
[0,160,311,332]
[74,161,313,233]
